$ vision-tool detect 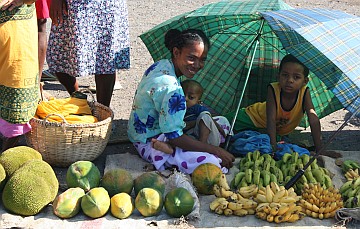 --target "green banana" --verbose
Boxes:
[242,161,254,171]
[257,155,265,164]
[344,197,354,208]
[340,180,353,194]
[245,168,253,184]
[263,160,271,171]
[259,177,264,188]
[239,177,248,188]
[262,154,272,163]
[252,150,260,161]
[312,168,325,185]
[253,169,261,185]
[246,152,253,162]
[284,176,292,184]
[301,154,310,165]
[311,159,319,170]
[270,173,278,184]
[346,186,360,198]
[239,158,247,169]
[288,166,296,177]
[282,153,292,163]
[281,164,288,177]
[353,177,360,188]
[232,171,246,188]
[342,160,360,172]
[261,170,271,186]
[270,159,276,167]
[253,159,261,171]
[323,174,333,188]
[304,170,317,183]
[290,152,299,164]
